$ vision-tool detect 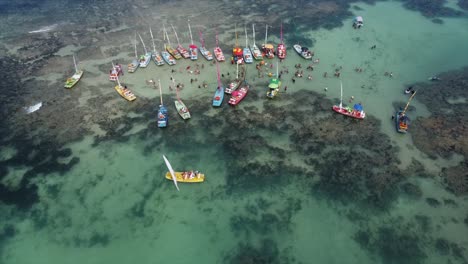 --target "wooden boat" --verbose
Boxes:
[163,155,204,191]
[137,33,151,68]
[276,23,286,60]
[243,26,253,64]
[213,60,224,107]
[229,82,249,106]
[187,20,198,60]
[232,25,244,65]
[171,24,190,59]
[164,24,182,60]
[114,68,136,101]
[150,79,168,127]
[198,29,213,61]
[396,91,416,133]
[293,44,313,60]
[64,55,83,88]
[266,62,280,99]
[173,78,191,119]
[226,63,244,94]
[128,34,139,73]
[261,25,275,59]
[214,29,225,62]
[109,63,123,81]
[332,81,365,119]
[149,28,165,66]
[250,24,263,61]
